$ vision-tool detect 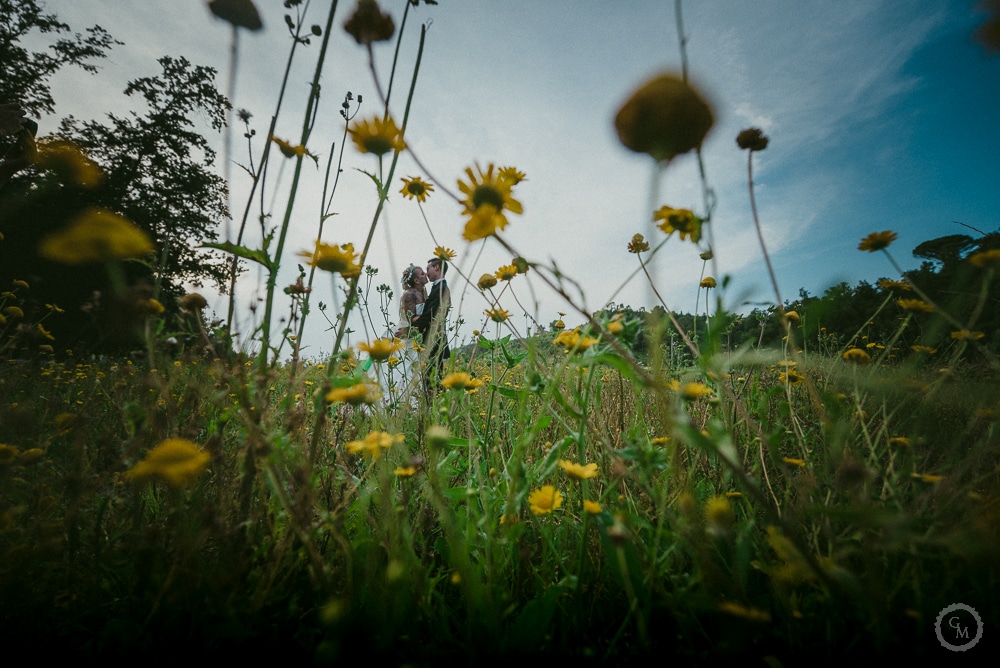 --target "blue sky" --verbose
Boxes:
[36,1,1000,356]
